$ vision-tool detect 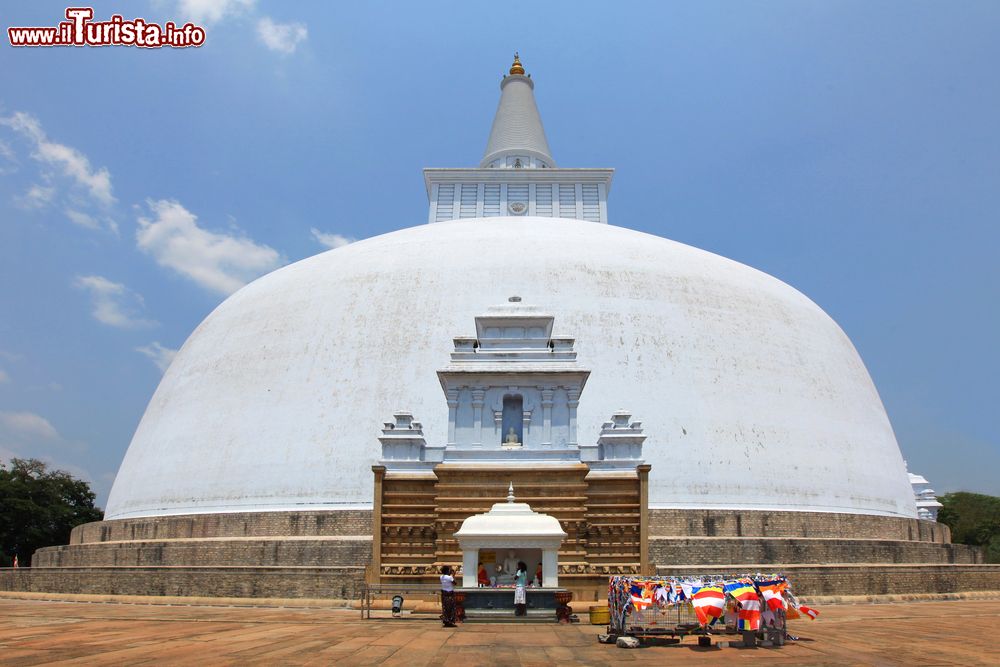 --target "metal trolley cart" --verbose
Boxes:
[603,575,793,649]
